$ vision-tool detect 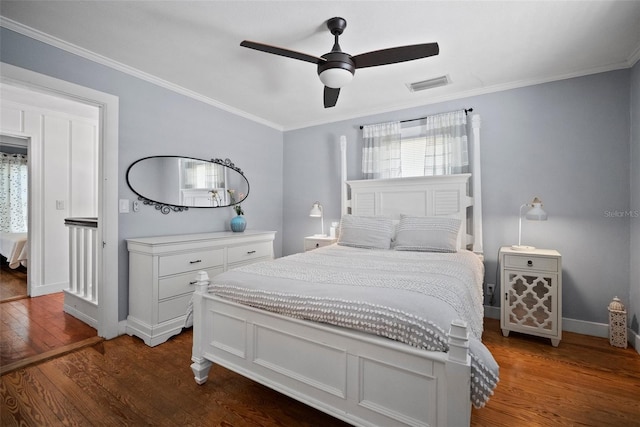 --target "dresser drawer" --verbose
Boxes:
[504,255,558,272]
[159,249,224,277]
[227,241,272,264]
[158,266,224,300]
[158,293,192,323]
